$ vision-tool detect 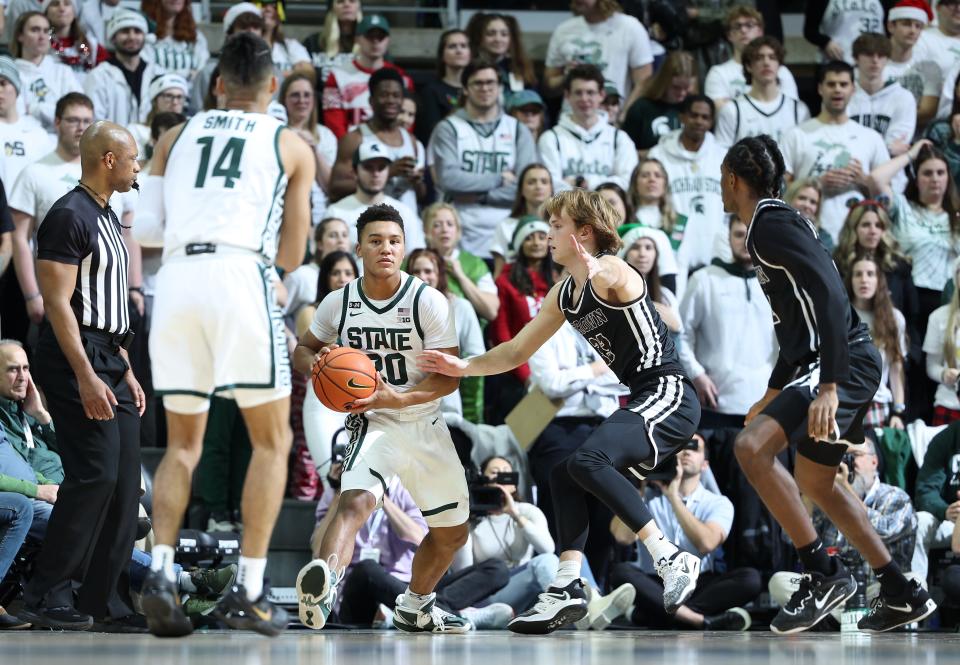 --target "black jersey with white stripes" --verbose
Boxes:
[559,263,684,388]
[746,198,870,390]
